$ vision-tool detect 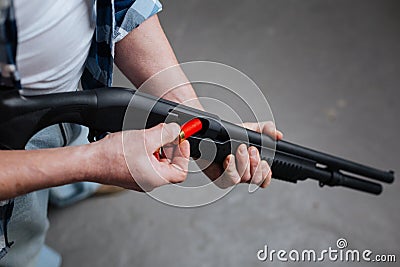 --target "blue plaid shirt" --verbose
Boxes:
[0,0,162,259]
